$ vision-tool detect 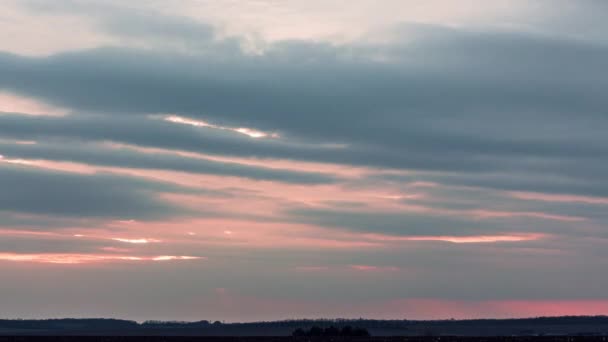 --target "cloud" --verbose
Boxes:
[0,27,605,178]
[1,2,608,320]
[0,137,339,184]
[285,206,572,238]
[0,253,203,264]
[390,183,608,224]
[0,163,191,219]
[20,0,233,54]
